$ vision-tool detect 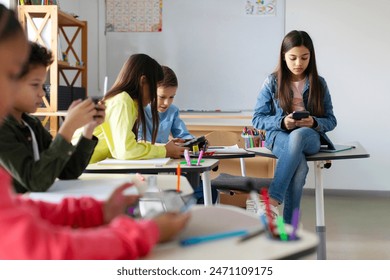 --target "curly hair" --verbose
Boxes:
[19,42,53,78]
